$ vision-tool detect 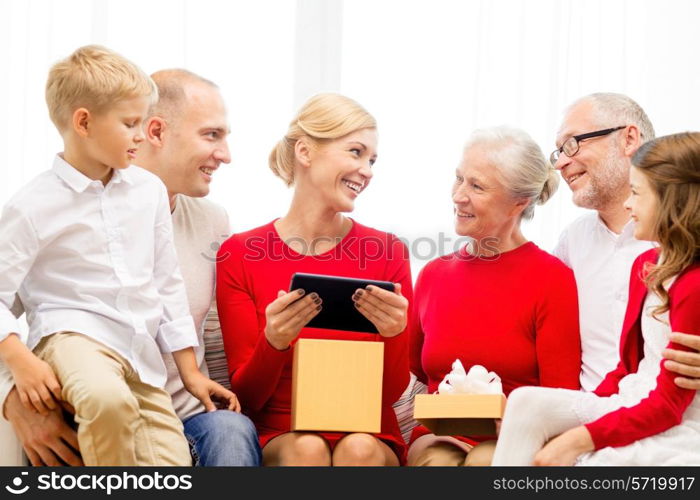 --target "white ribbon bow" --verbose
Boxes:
[437,359,503,395]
